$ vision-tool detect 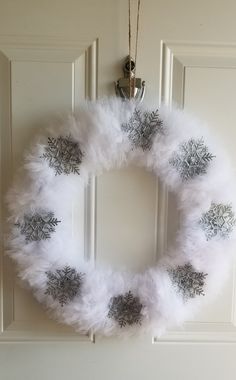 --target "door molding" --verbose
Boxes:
[156,40,236,343]
[0,36,98,342]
